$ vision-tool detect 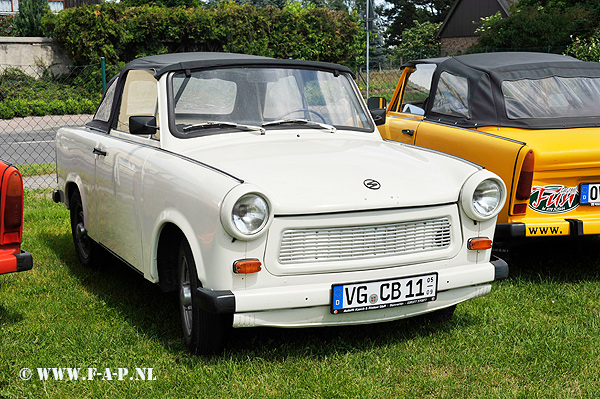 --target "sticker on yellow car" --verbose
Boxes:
[527,226,563,236]
[529,185,579,214]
